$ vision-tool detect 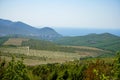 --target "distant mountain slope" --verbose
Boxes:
[54,33,120,52]
[0,19,62,40]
